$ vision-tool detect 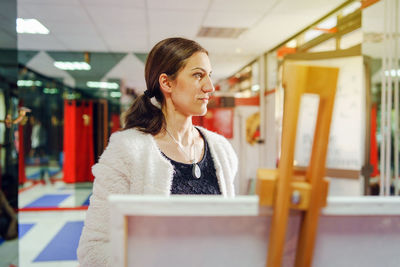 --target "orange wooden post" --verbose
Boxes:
[257,64,339,267]
[293,66,339,267]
